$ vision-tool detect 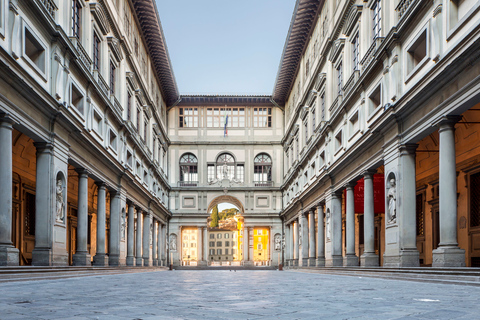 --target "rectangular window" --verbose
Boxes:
[72,0,81,39]
[110,62,116,95]
[25,192,36,236]
[470,172,480,228]
[416,193,424,236]
[337,62,343,96]
[143,120,148,142]
[210,241,215,247]
[207,164,215,182]
[237,164,244,182]
[136,108,141,132]
[206,107,245,128]
[225,249,229,255]
[304,120,308,143]
[109,129,117,151]
[179,107,198,128]
[225,241,230,247]
[209,249,215,255]
[321,94,325,121]
[71,84,85,115]
[92,109,102,135]
[312,107,316,134]
[93,33,100,70]
[253,108,272,128]
[210,234,215,239]
[373,0,382,40]
[352,33,359,71]
[217,249,222,255]
[406,29,427,75]
[305,59,310,79]
[127,92,132,121]
[24,28,46,74]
